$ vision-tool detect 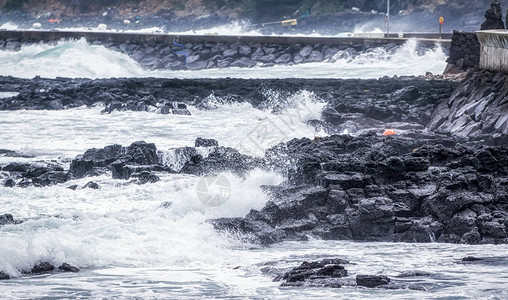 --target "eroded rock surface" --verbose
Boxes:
[212,134,508,245]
